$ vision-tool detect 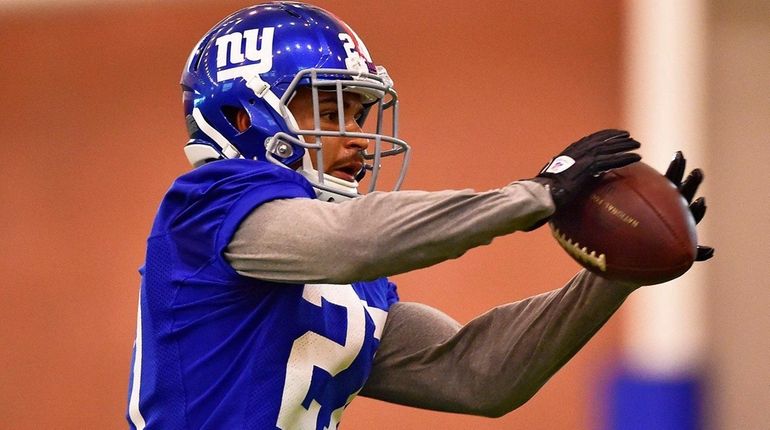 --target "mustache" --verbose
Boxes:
[327,155,366,180]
